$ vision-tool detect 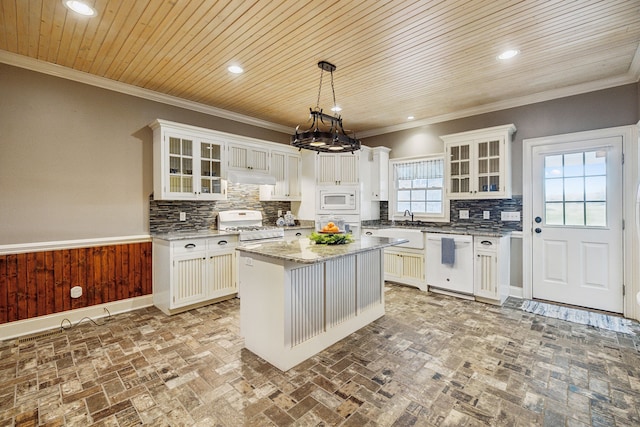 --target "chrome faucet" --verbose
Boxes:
[403,209,414,222]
